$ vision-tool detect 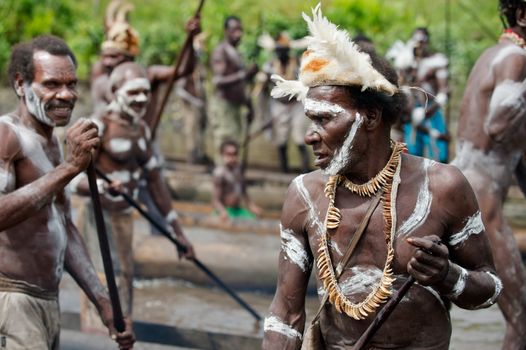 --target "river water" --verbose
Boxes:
[132,278,505,350]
